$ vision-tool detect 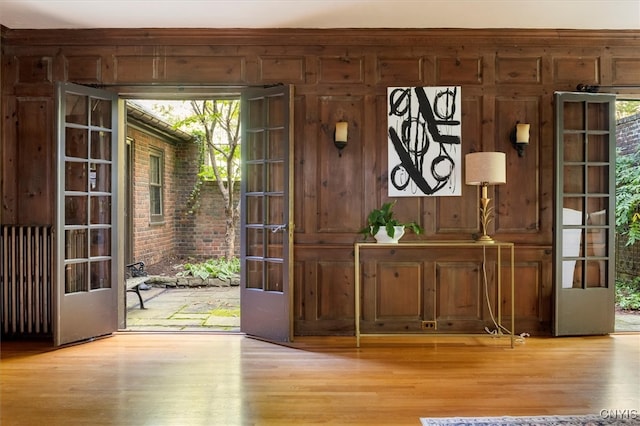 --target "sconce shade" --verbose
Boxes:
[335,122,348,143]
[516,123,530,144]
[465,152,506,185]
